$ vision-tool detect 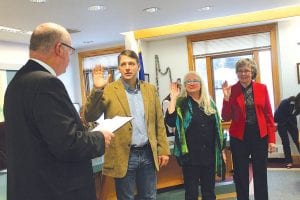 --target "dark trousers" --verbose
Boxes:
[230,124,268,200]
[182,164,216,200]
[277,122,300,163]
